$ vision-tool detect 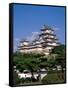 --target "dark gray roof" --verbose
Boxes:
[41,25,54,31]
